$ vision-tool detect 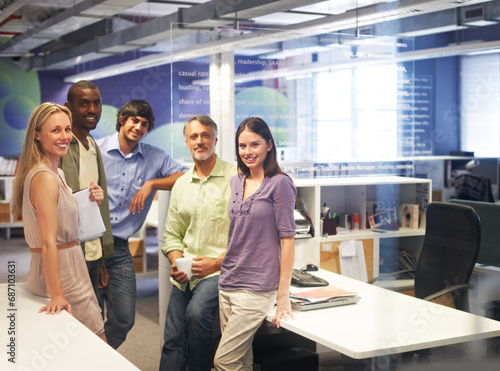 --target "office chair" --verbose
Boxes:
[370,202,481,364]
[413,202,481,311]
[448,199,500,268]
[370,202,481,310]
[452,172,494,203]
[449,198,500,356]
